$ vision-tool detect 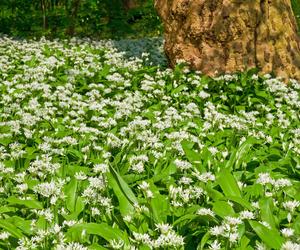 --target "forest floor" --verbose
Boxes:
[0,36,300,249]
